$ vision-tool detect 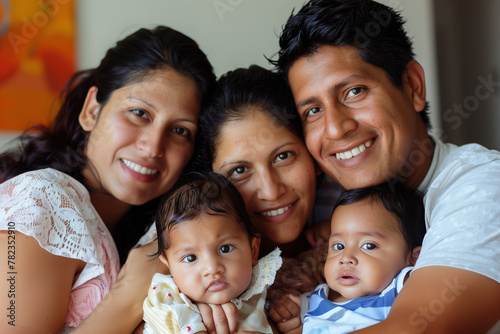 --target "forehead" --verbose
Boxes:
[288,45,386,97]
[111,68,200,114]
[220,109,286,136]
[167,212,247,246]
[113,69,196,100]
[117,67,190,89]
[290,45,364,77]
[331,199,401,236]
[214,110,301,158]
